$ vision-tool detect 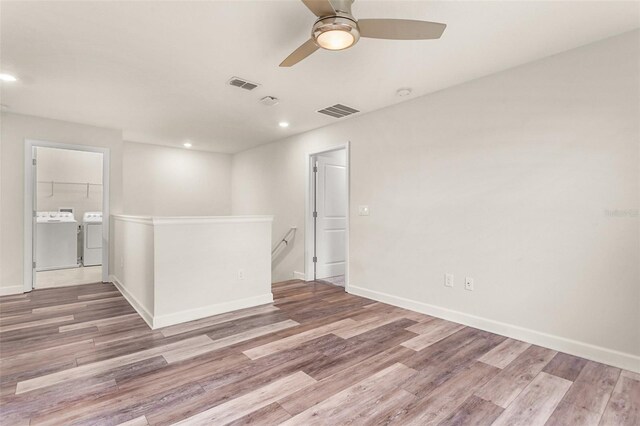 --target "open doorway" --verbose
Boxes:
[306,145,349,288]
[24,140,110,292]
